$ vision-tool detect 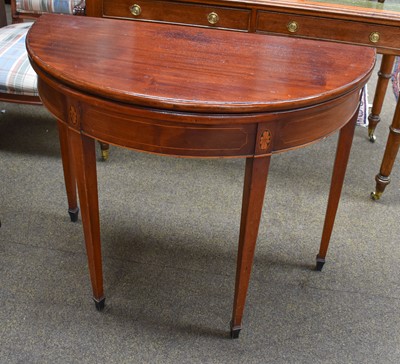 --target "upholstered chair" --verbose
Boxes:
[0,0,84,103]
[0,0,110,160]
[11,0,85,22]
[0,0,88,222]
